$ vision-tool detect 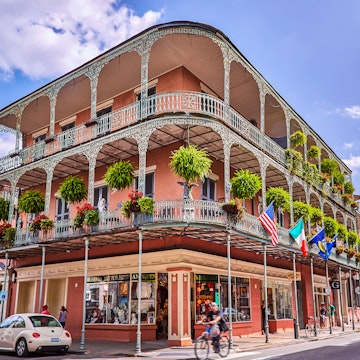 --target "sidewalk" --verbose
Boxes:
[69,324,360,359]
